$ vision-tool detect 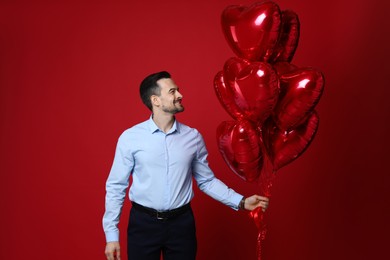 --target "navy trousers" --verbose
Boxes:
[127,205,197,260]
